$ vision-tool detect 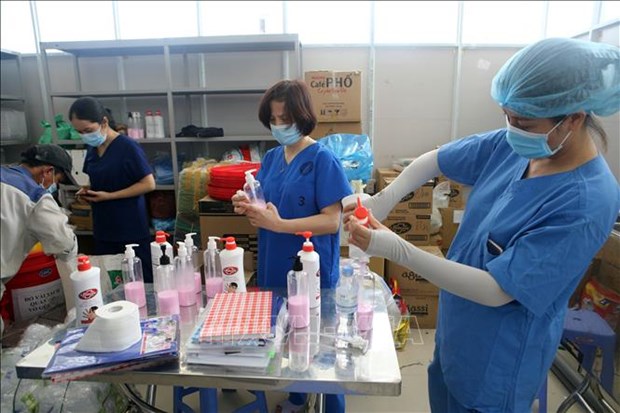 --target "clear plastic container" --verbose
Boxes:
[287,256,309,328]
[121,244,146,308]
